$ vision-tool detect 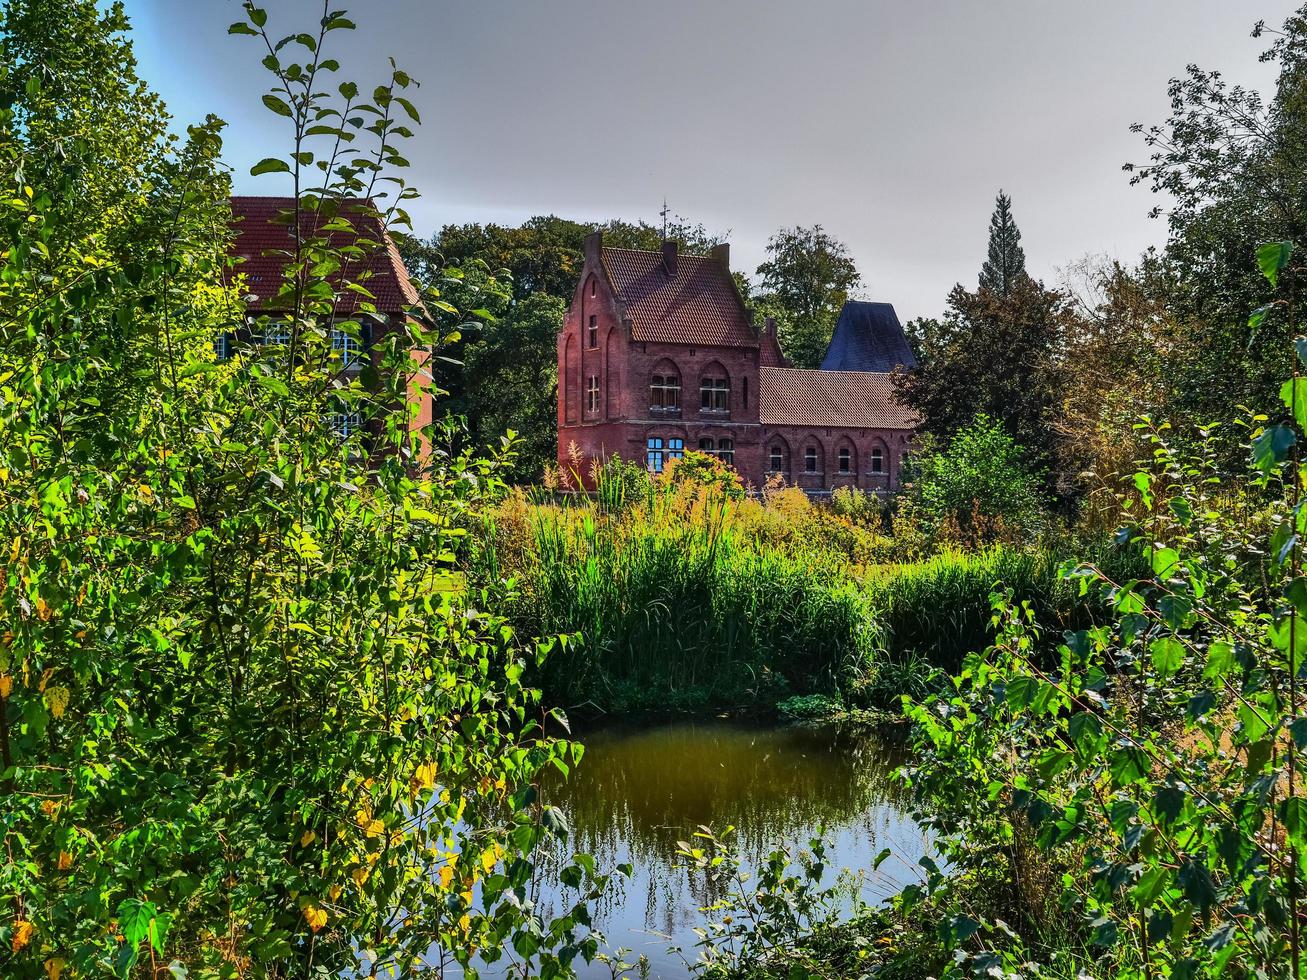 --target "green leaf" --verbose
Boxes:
[1204,640,1235,680]
[117,898,157,947]
[1150,547,1180,577]
[228,22,258,35]
[1282,377,1307,431]
[149,911,173,955]
[1249,304,1274,331]
[1253,424,1296,473]
[251,158,290,176]
[1149,636,1185,680]
[1257,241,1294,287]
[1131,866,1170,906]
[247,6,268,27]
[261,94,294,118]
